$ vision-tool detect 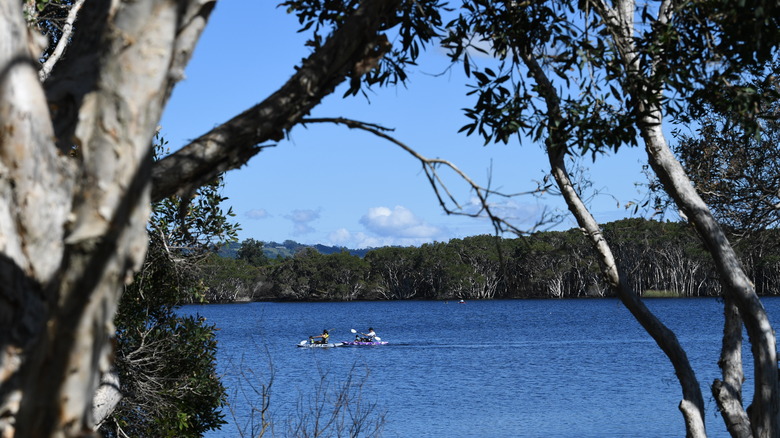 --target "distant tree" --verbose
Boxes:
[670,71,780,234]
[743,229,780,296]
[198,253,264,302]
[444,236,504,299]
[321,251,370,300]
[602,219,716,297]
[237,238,269,267]
[266,248,370,300]
[267,248,320,300]
[364,247,422,300]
